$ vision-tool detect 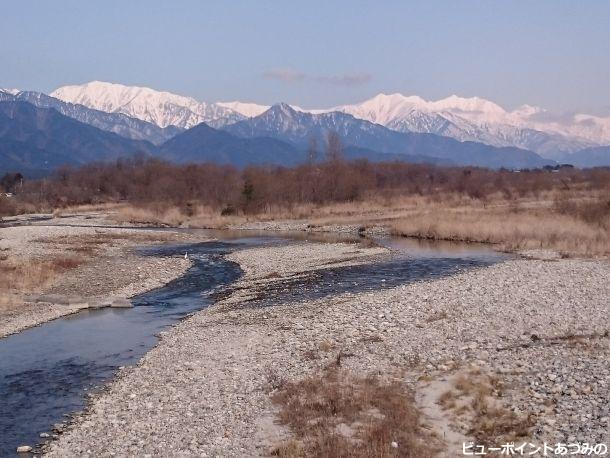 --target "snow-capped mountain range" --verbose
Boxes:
[218,93,609,158]
[3,80,608,162]
[0,89,180,145]
[326,93,610,159]
[51,81,243,129]
[3,81,609,172]
[222,103,551,169]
